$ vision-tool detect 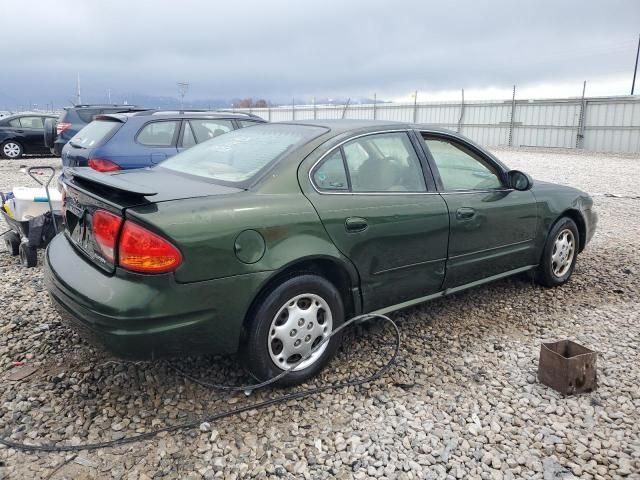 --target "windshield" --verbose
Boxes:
[70,120,121,148]
[159,123,326,184]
